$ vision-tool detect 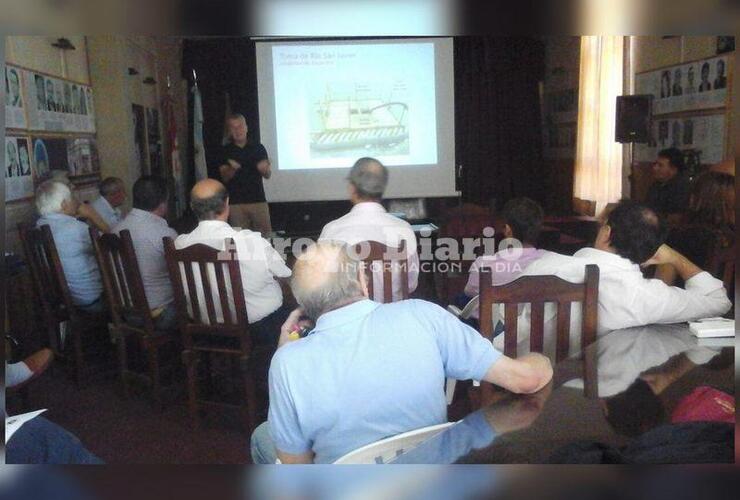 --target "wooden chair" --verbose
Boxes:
[353,240,409,303]
[708,244,735,298]
[163,236,257,432]
[89,228,178,407]
[479,264,600,397]
[18,223,108,385]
